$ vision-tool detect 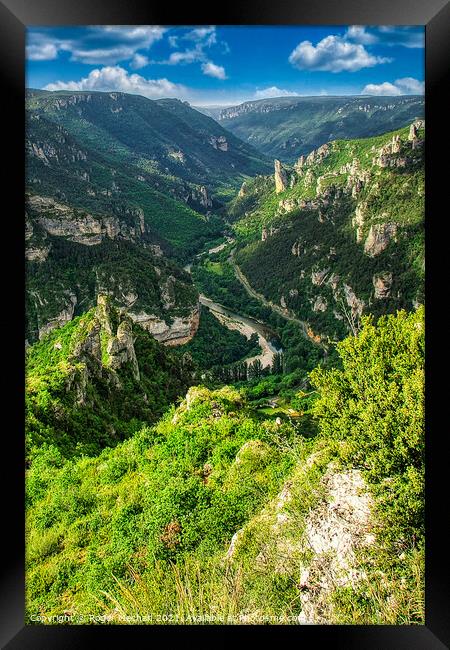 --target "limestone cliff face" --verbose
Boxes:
[67,296,142,403]
[373,272,393,299]
[107,320,140,381]
[274,160,288,193]
[364,223,398,257]
[27,195,146,246]
[129,305,200,346]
